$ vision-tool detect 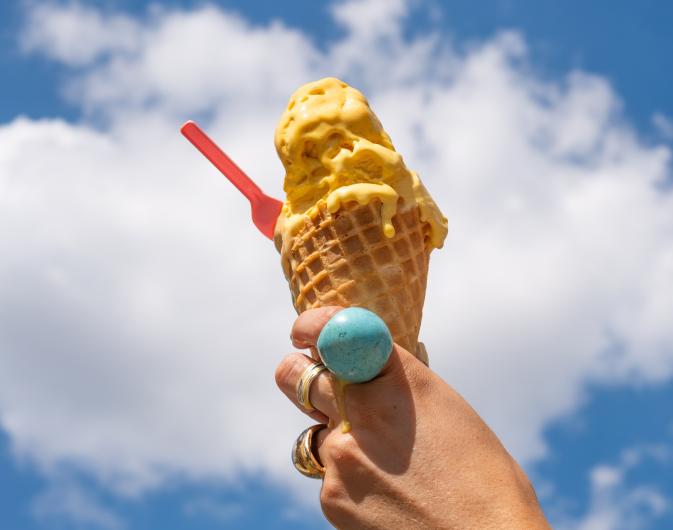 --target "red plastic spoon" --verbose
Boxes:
[180,120,283,240]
